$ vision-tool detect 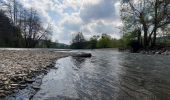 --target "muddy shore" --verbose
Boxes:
[0,49,71,98]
